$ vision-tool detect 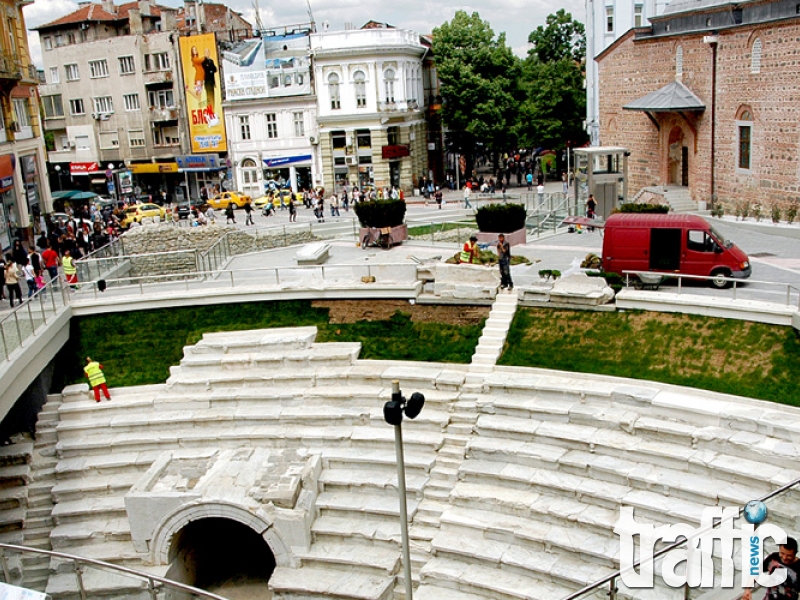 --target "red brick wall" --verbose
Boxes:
[598,21,800,213]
